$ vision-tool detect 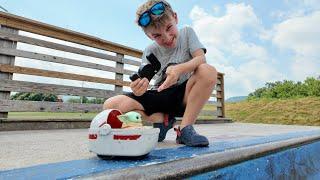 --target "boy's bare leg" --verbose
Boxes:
[135,110,165,123]
[180,64,217,129]
[103,95,164,123]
